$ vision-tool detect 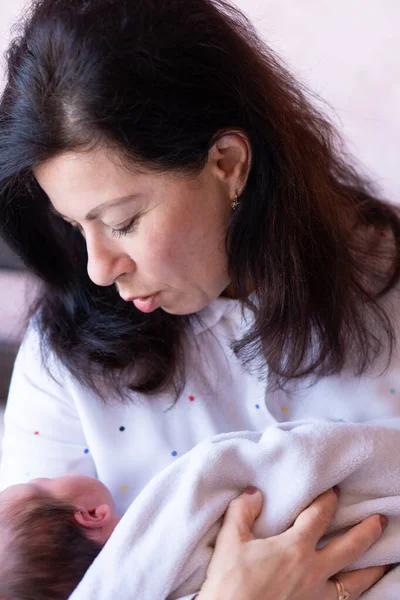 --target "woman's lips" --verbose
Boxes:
[132,293,160,313]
